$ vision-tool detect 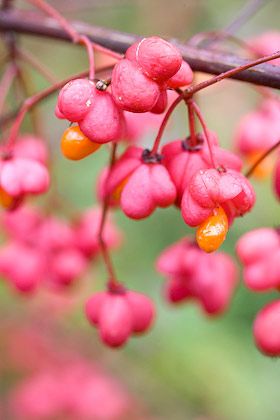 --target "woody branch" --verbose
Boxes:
[1,9,280,89]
